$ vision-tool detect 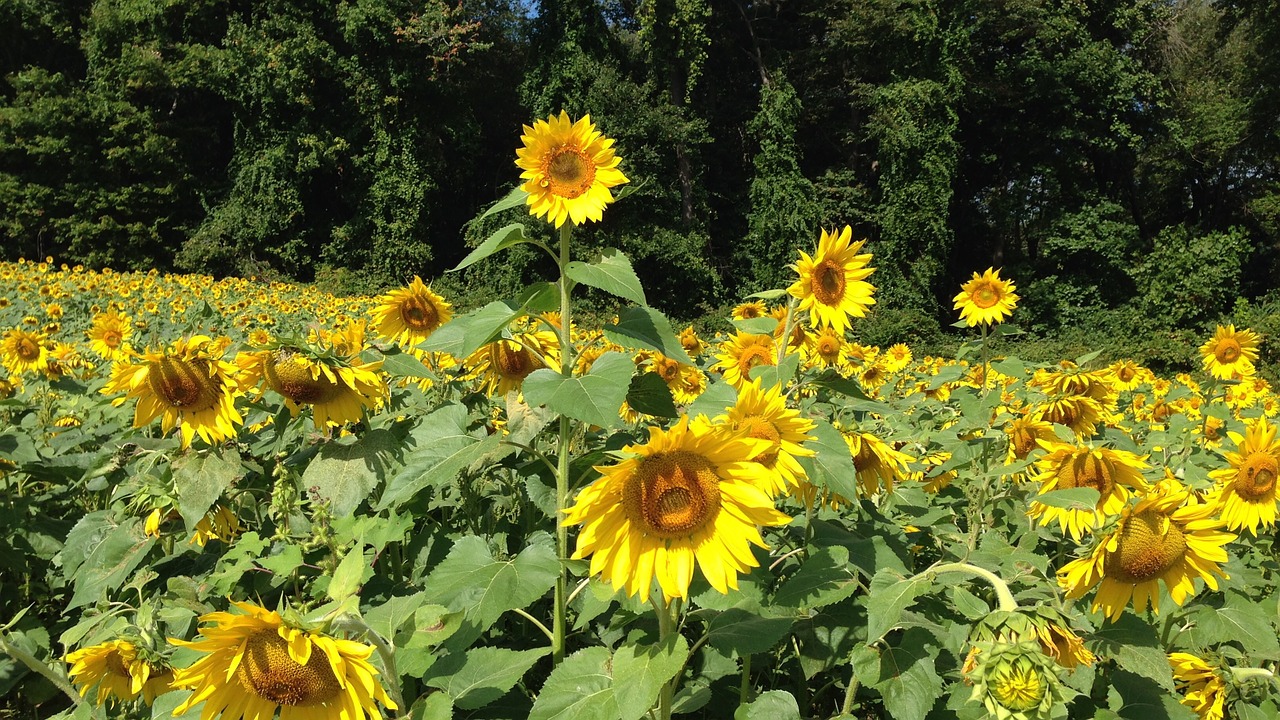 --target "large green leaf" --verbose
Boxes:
[734,691,800,720]
[612,634,690,720]
[566,248,646,306]
[772,545,860,609]
[865,630,942,720]
[522,352,634,429]
[686,381,737,420]
[376,348,435,379]
[421,534,558,634]
[804,420,859,500]
[1090,613,1175,690]
[427,646,549,710]
[68,519,156,609]
[377,404,499,511]
[865,569,932,643]
[476,185,529,222]
[301,429,398,516]
[706,608,794,656]
[528,647,619,720]
[625,372,679,417]
[1032,487,1101,510]
[421,301,521,359]
[602,307,693,364]
[453,223,532,272]
[171,447,242,533]
[327,543,368,603]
